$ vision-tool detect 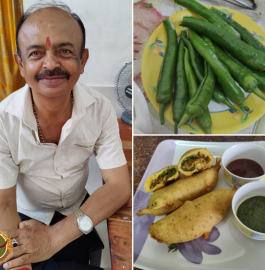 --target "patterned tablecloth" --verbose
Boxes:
[133,0,265,134]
